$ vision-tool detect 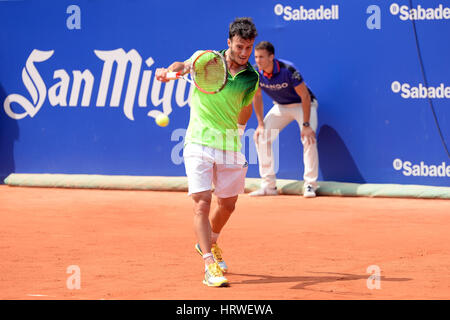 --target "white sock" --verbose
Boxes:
[203,253,214,270]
